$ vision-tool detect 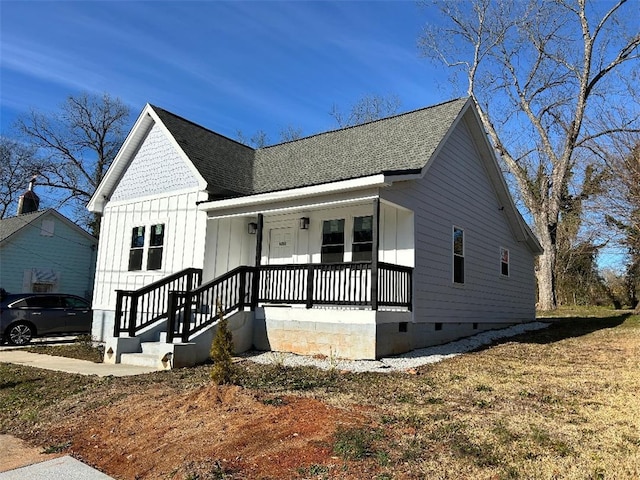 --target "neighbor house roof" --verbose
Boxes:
[0,209,97,245]
[0,209,49,243]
